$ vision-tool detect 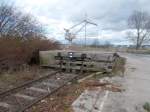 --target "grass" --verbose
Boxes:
[143,102,150,112]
